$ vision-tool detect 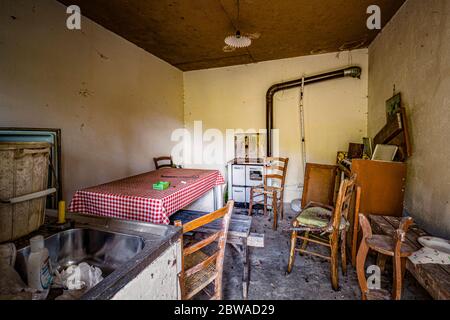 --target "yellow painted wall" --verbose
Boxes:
[184,50,368,201]
[0,0,184,201]
[368,0,450,237]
